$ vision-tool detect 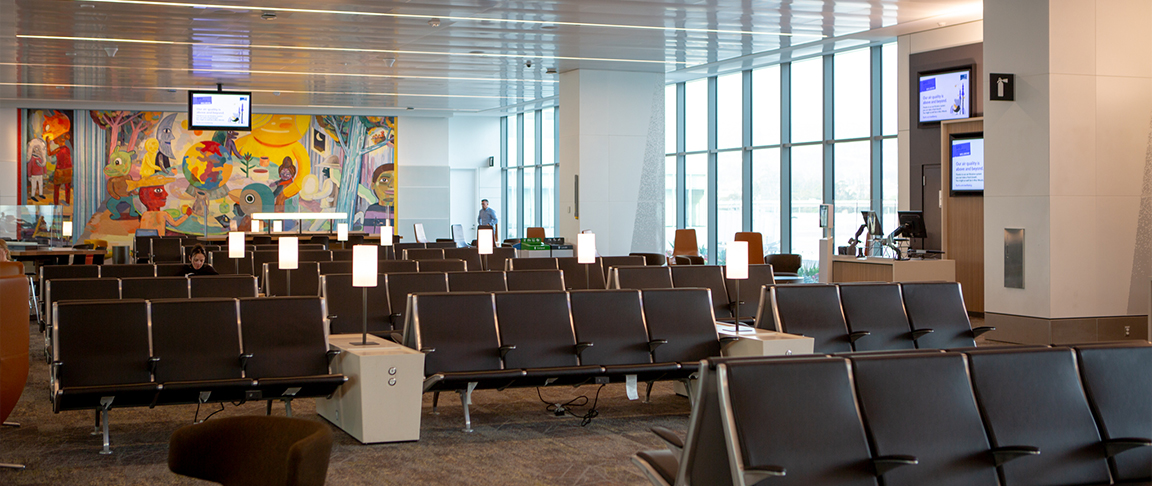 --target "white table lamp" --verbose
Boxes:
[273,220,283,233]
[478,228,493,270]
[351,245,380,346]
[279,236,298,296]
[337,223,349,242]
[577,232,596,289]
[726,240,749,324]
